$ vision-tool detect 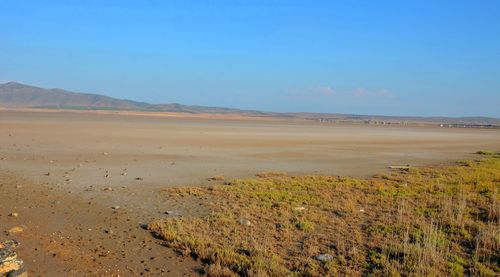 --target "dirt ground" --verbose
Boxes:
[1,110,500,276]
